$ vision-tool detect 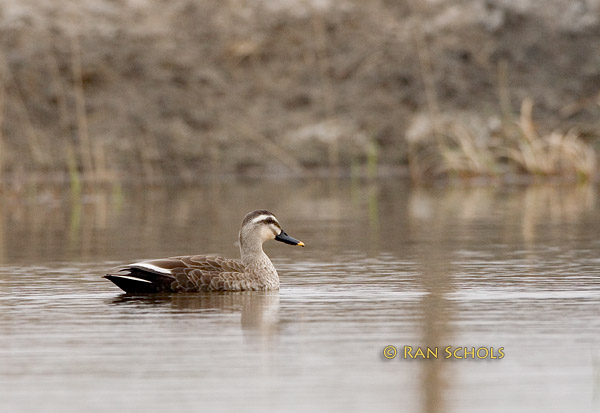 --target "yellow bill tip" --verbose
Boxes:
[297,241,305,247]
